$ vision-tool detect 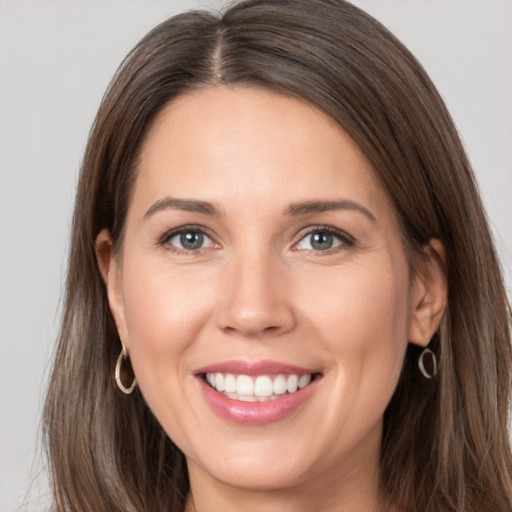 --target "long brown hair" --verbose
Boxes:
[43,1,512,511]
